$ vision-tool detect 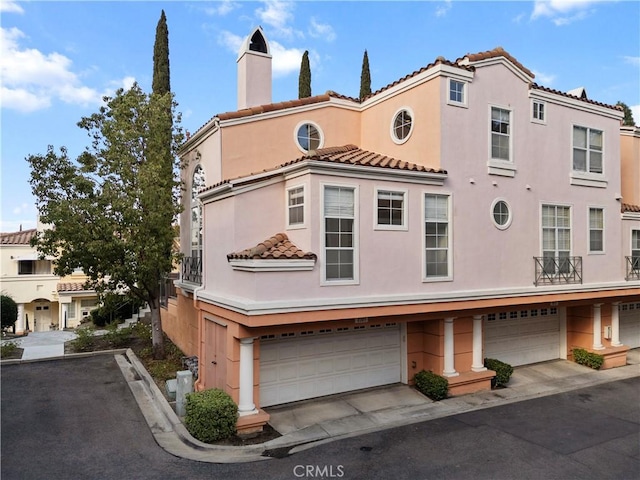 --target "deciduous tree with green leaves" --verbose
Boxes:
[298,50,311,99]
[28,83,184,359]
[617,101,636,126]
[359,49,371,100]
